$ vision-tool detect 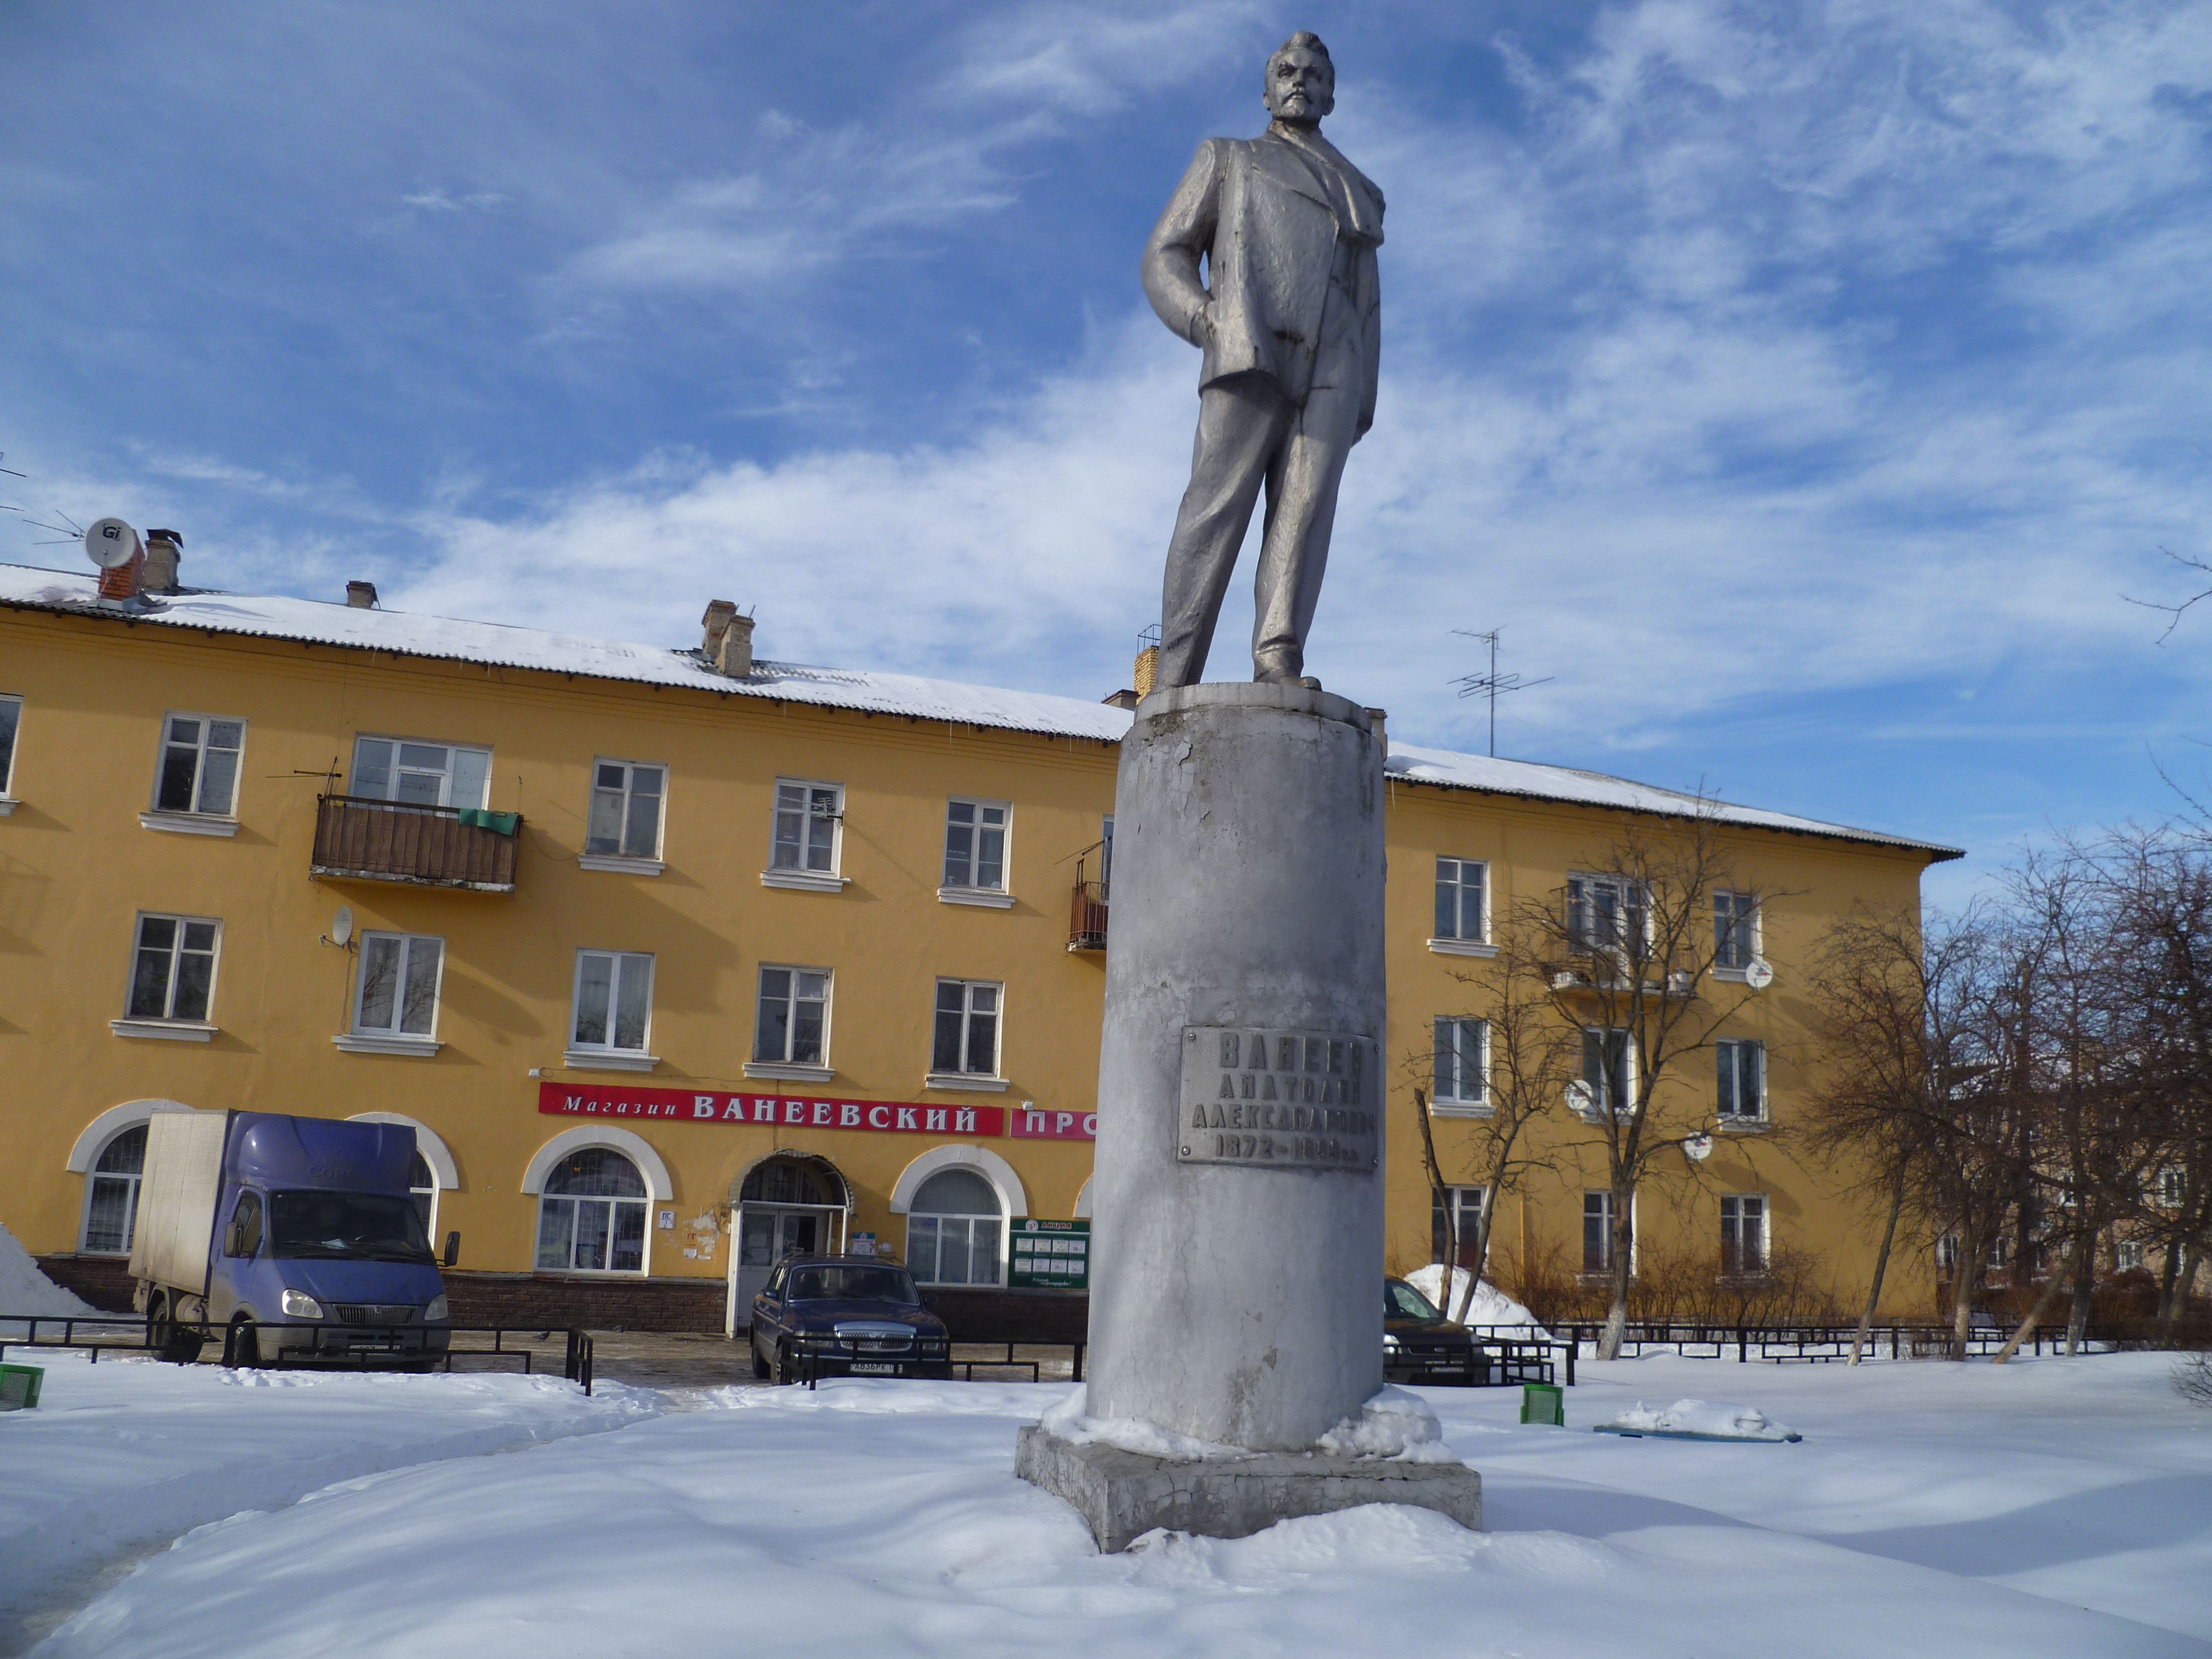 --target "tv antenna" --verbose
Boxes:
[1450,628,1551,758]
